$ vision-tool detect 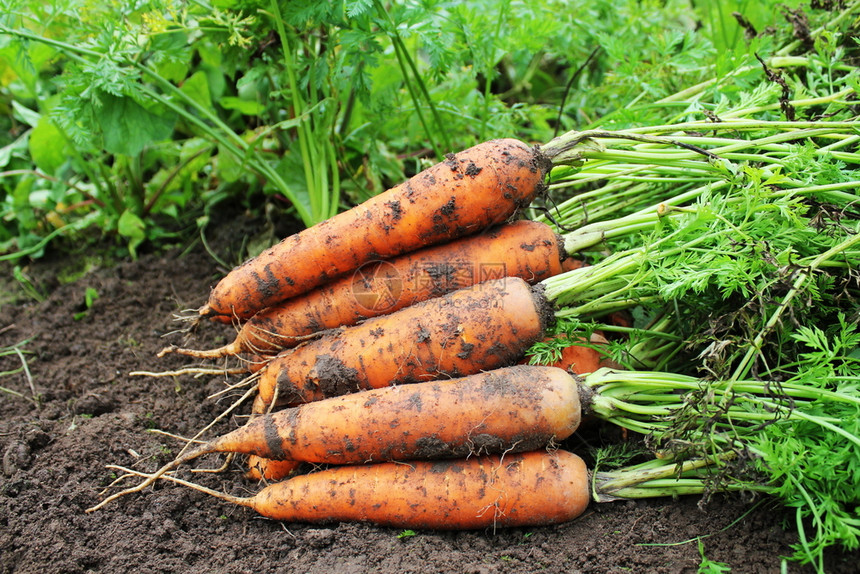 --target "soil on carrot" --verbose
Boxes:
[1,209,857,574]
